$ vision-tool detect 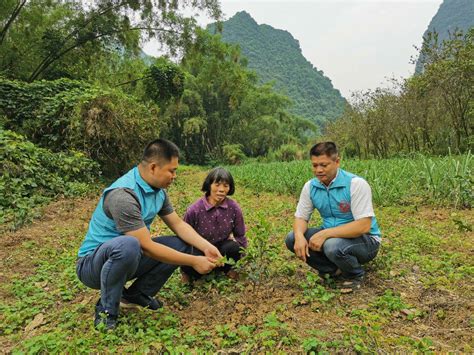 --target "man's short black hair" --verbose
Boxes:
[201,167,235,196]
[309,142,339,158]
[142,138,180,165]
